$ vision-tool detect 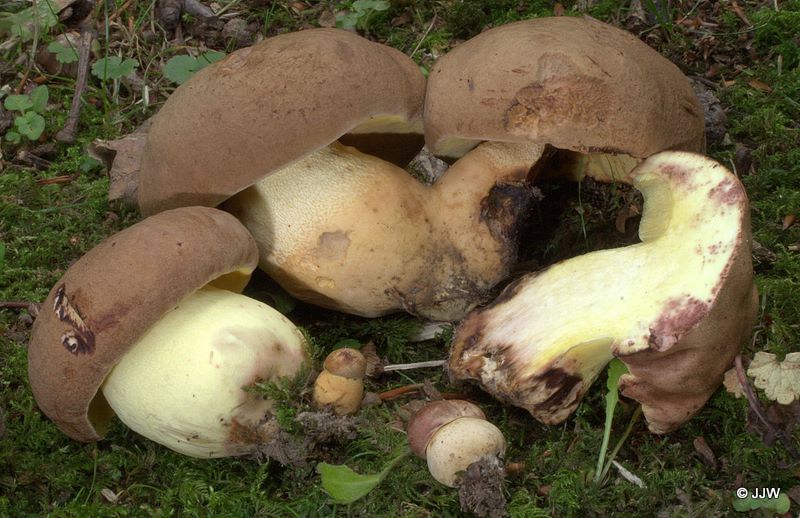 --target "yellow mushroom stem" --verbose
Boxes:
[313,348,367,415]
[226,140,545,321]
